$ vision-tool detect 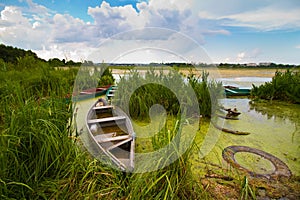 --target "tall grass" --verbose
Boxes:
[127,117,204,199]
[0,61,125,199]
[114,67,223,121]
[251,69,300,103]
